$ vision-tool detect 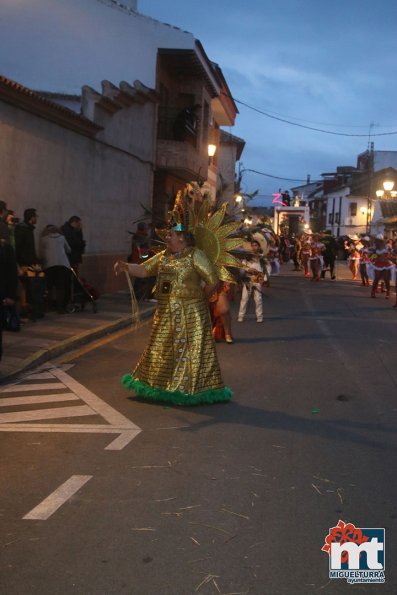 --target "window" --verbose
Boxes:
[335,213,340,224]
[328,213,334,224]
[157,91,199,146]
[349,202,357,217]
